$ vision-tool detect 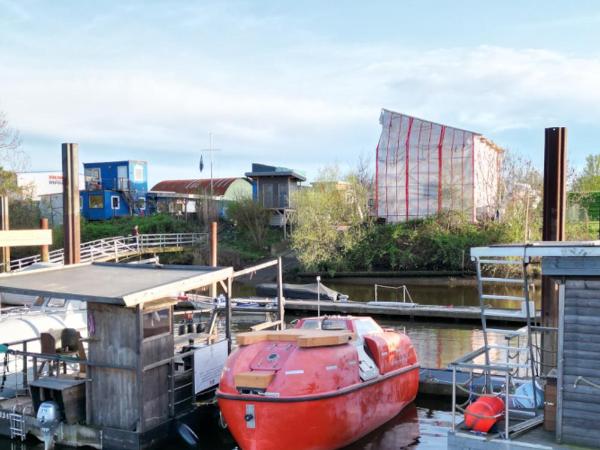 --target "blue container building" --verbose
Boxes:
[80,160,148,220]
